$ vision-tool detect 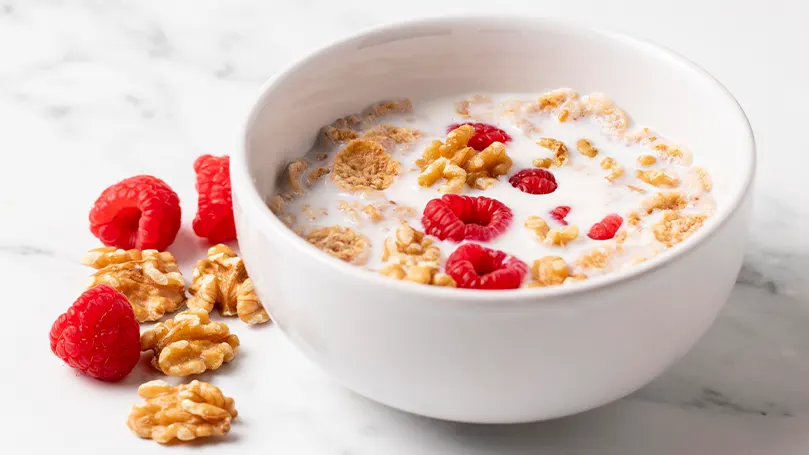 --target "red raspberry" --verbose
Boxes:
[588,214,624,240]
[422,194,513,242]
[447,122,512,151]
[550,206,571,225]
[445,243,529,290]
[49,285,141,381]
[193,155,236,244]
[508,169,558,195]
[89,175,181,251]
